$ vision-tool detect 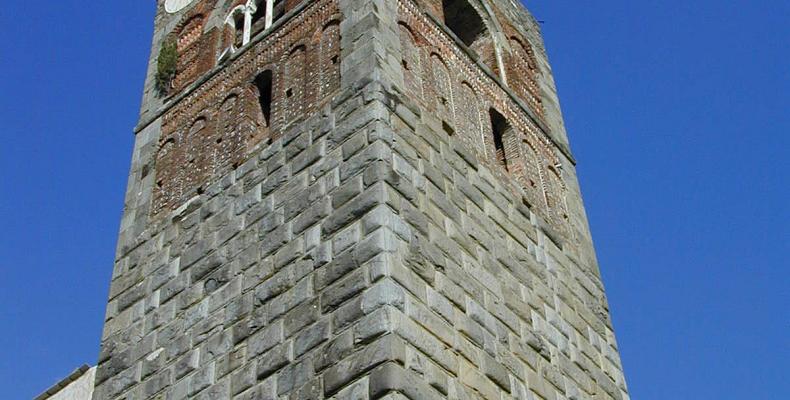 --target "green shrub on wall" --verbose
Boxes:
[156,39,178,96]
